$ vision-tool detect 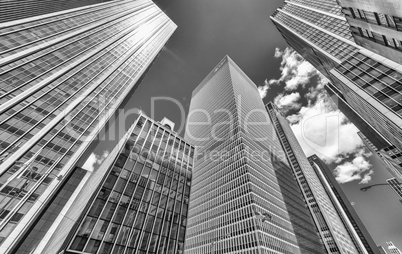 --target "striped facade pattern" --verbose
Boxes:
[185,56,315,254]
[0,0,176,253]
[63,114,194,254]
